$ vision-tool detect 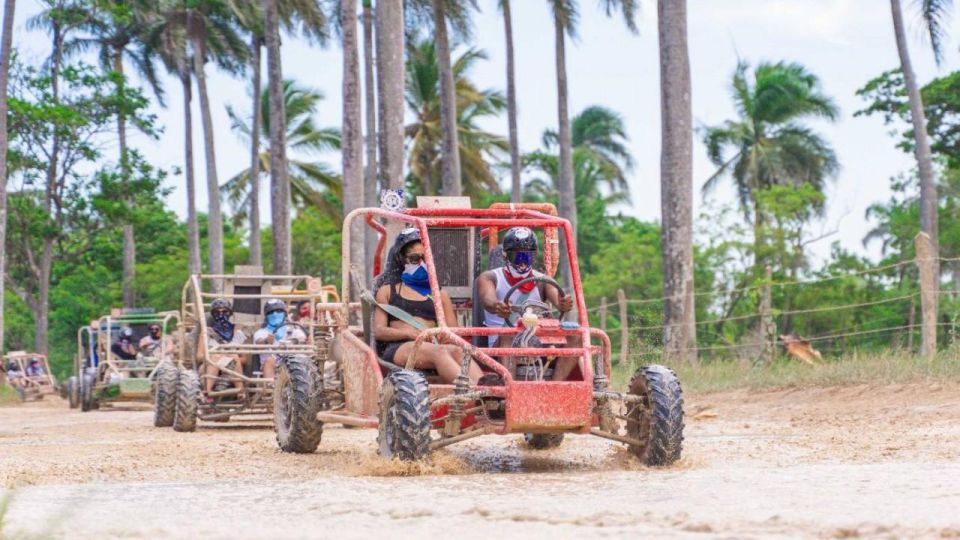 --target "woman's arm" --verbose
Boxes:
[373,285,419,342]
